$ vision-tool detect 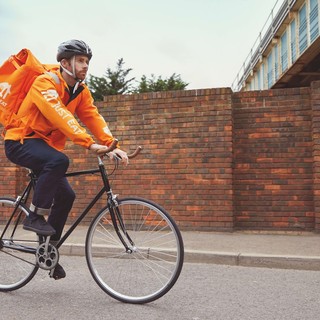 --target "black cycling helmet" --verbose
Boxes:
[56,39,92,62]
